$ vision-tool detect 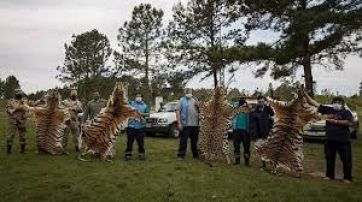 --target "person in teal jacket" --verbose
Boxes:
[232,97,251,166]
